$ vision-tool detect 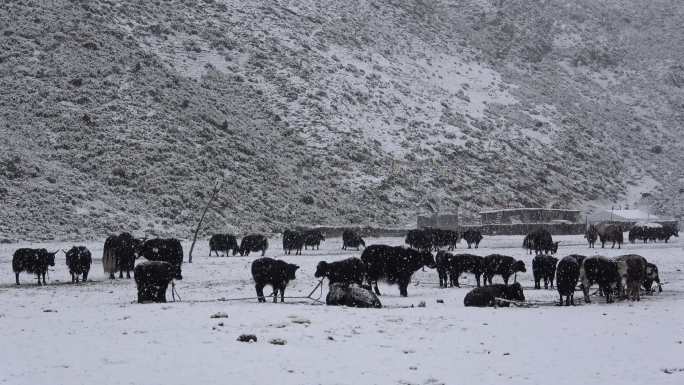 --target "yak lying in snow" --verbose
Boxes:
[463,282,525,307]
[326,283,382,308]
